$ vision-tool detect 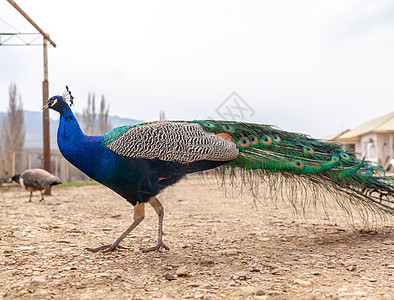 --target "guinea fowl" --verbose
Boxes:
[12,168,61,202]
[43,87,394,253]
